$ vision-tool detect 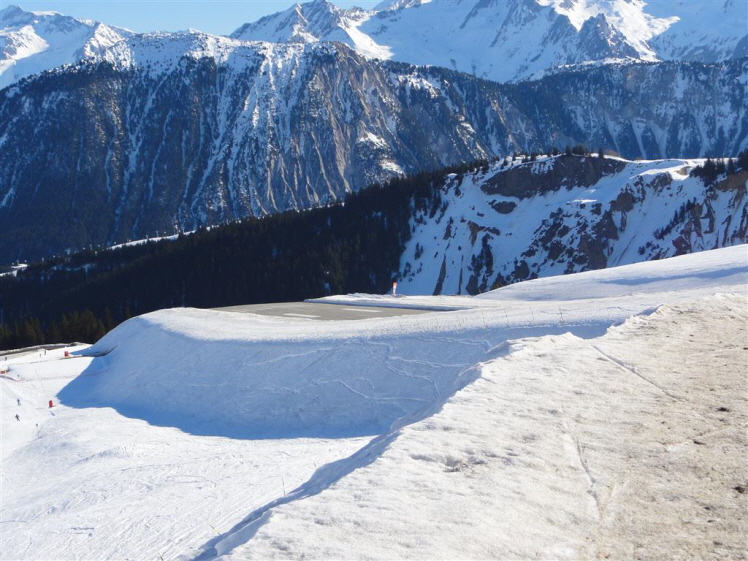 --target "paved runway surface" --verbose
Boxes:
[212,301,435,321]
